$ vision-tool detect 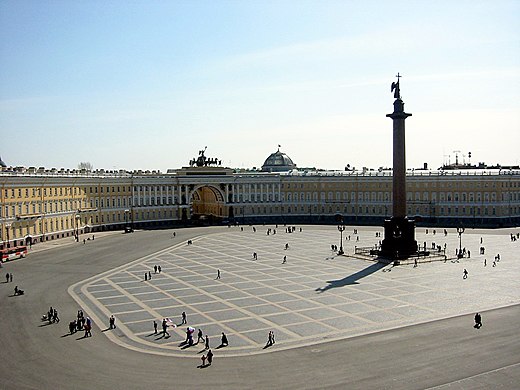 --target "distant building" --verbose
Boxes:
[0,150,519,249]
